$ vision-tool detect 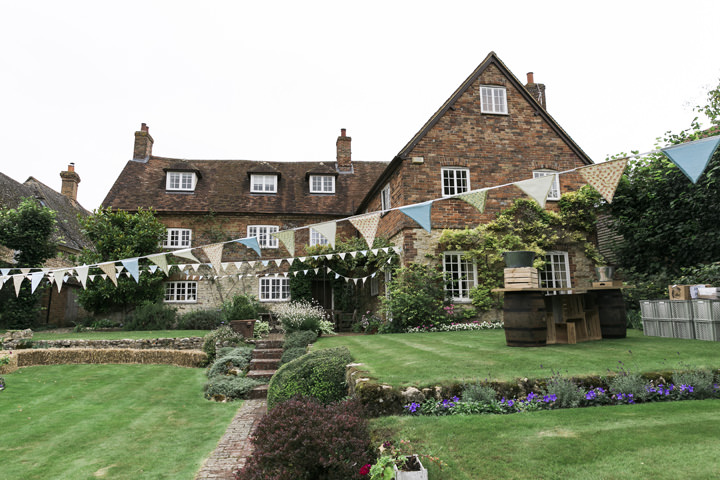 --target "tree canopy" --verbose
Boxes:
[608,81,720,276]
[0,197,58,328]
[76,207,167,315]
